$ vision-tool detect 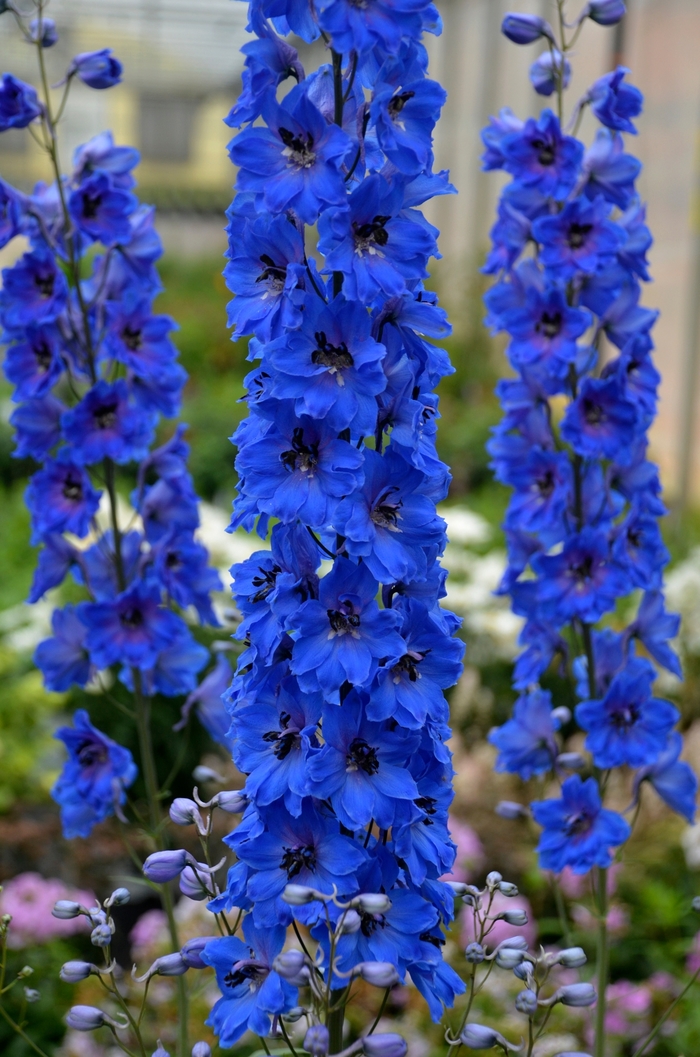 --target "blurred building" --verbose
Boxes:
[2,0,700,498]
